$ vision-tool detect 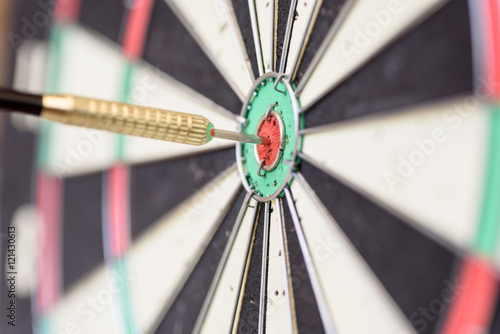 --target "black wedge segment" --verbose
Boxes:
[79,0,127,43]
[282,197,325,333]
[237,203,266,333]
[490,291,500,334]
[300,160,457,334]
[293,0,348,83]
[143,0,242,113]
[1,1,48,333]
[155,189,246,333]
[131,148,235,240]
[6,1,53,83]
[63,173,104,291]
[231,0,260,79]
[275,0,292,71]
[0,121,36,334]
[305,0,473,128]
